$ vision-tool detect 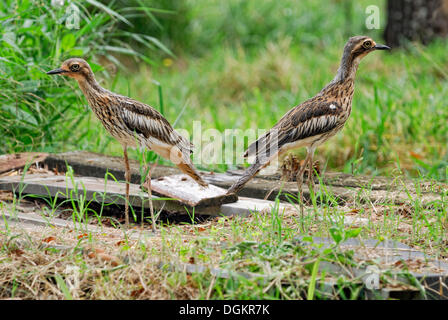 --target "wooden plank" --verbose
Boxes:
[44,151,179,184]
[220,197,287,216]
[44,151,447,192]
[254,180,439,206]
[148,174,237,207]
[0,174,176,212]
[43,151,445,206]
[0,174,292,217]
[0,152,48,174]
[229,169,447,193]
